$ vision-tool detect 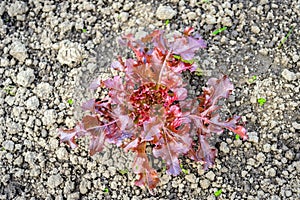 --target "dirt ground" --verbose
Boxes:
[0,0,299,199]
